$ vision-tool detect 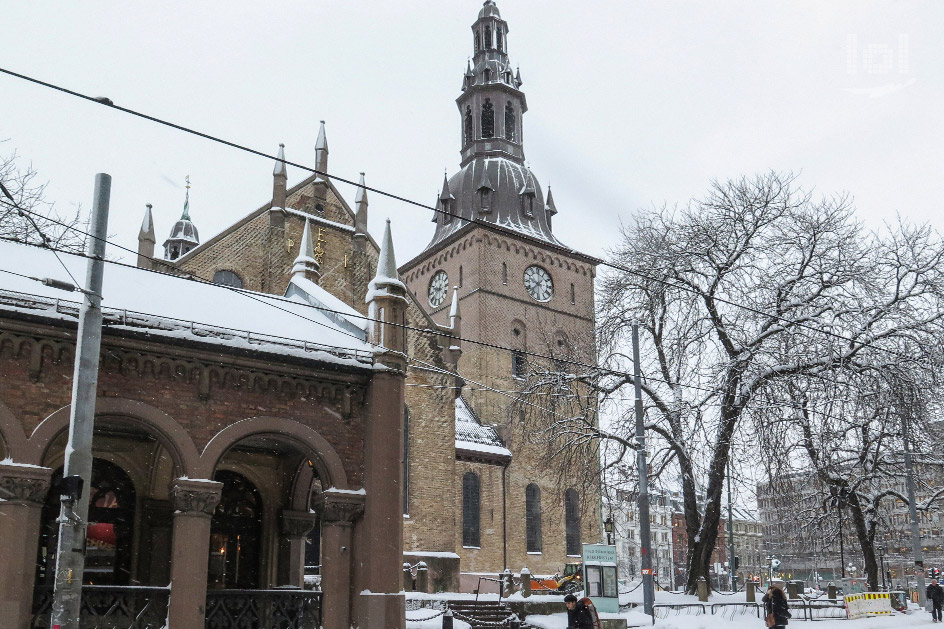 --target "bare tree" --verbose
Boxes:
[587,172,944,593]
[0,144,86,252]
